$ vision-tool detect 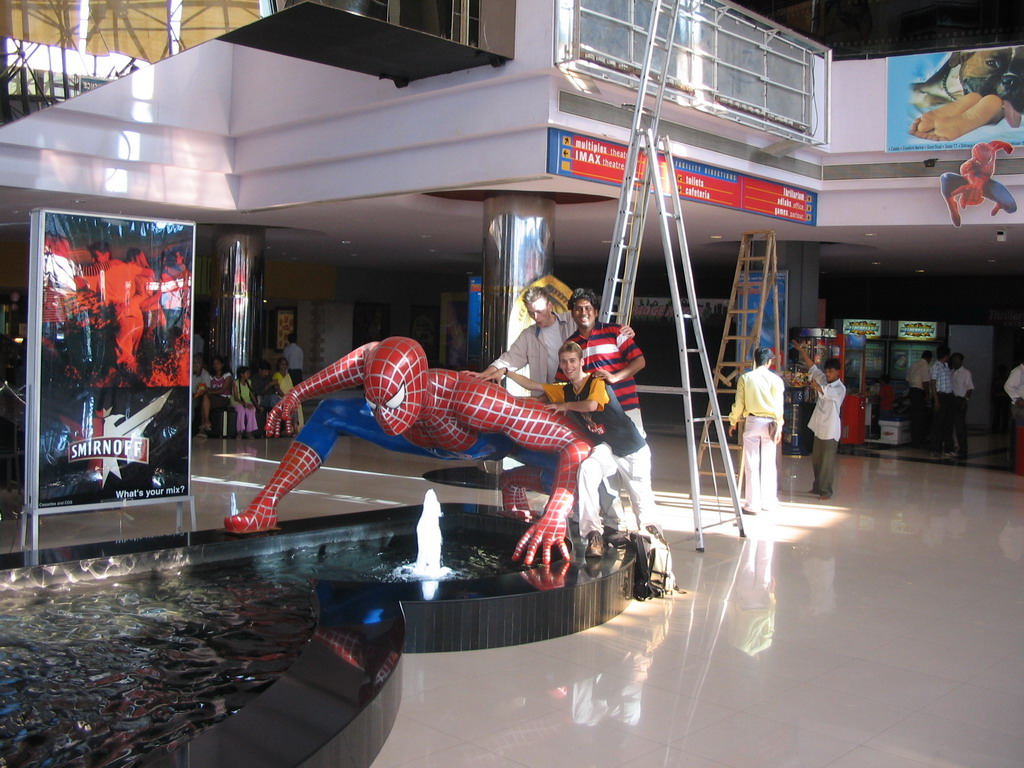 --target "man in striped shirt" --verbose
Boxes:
[563,288,647,436]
